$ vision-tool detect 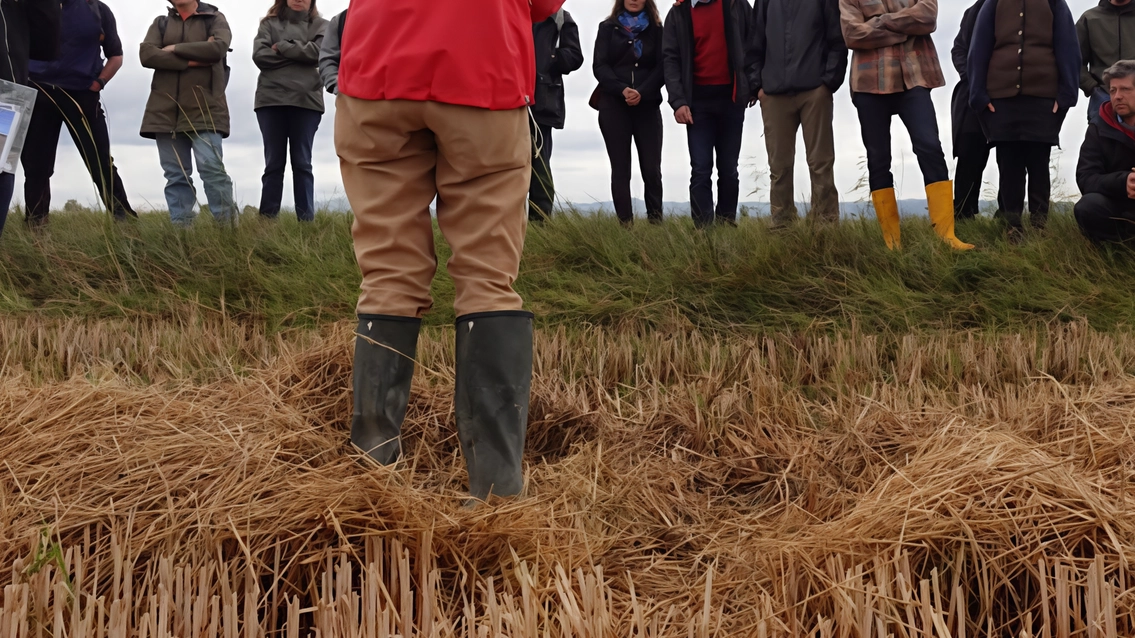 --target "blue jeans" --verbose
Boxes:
[852,88,949,193]
[257,106,322,221]
[156,131,236,226]
[686,89,746,226]
[1088,87,1110,124]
